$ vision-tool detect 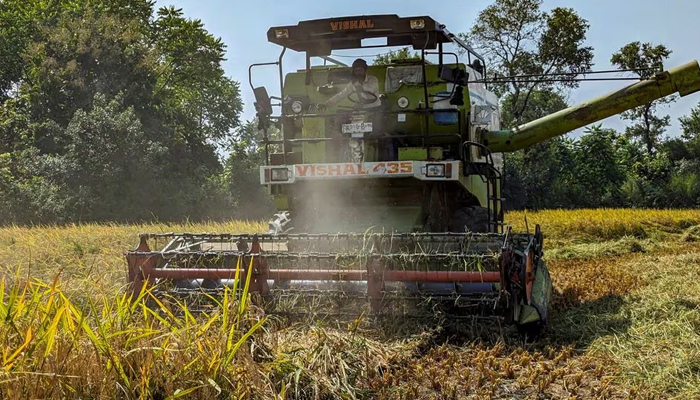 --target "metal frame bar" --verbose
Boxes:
[248,47,287,165]
[262,107,465,160]
[135,267,500,284]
